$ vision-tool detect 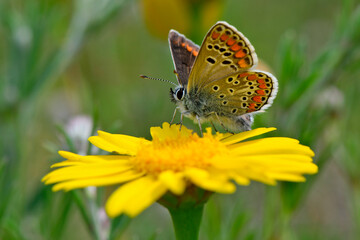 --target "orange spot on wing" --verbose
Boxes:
[247,74,257,80]
[256,90,265,95]
[248,103,256,112]
[226,38,236,46]
[239,73,249,78]
[235,50,246,58]
[181,42,186,47]
[192,50,198,56]
[220,34,229,41]
[230,43,242,51]
[211,32,220,40]
[259,84,267,89]
[257,79,265,84]
[252,96,262,103]
[186,45,193,52]
[237,59,249,68]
